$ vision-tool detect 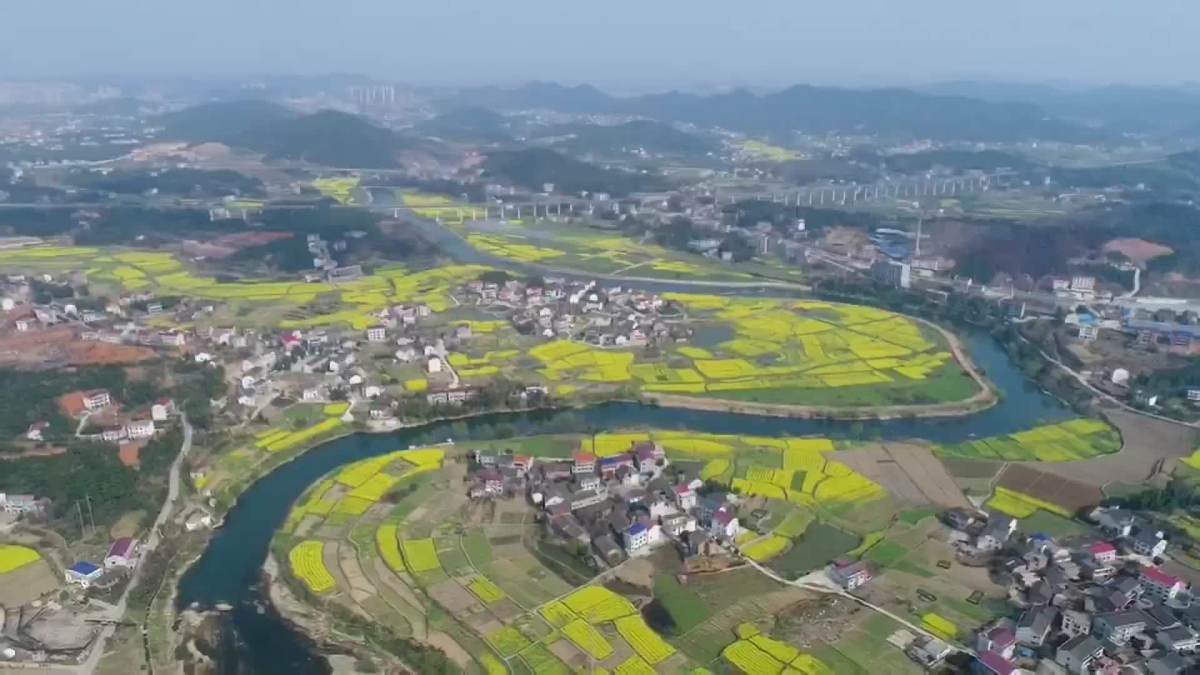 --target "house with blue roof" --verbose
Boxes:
[65,561,103,588]
[625,522,649,553]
